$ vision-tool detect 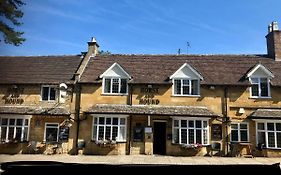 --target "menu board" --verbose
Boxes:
[212,124,222,140]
